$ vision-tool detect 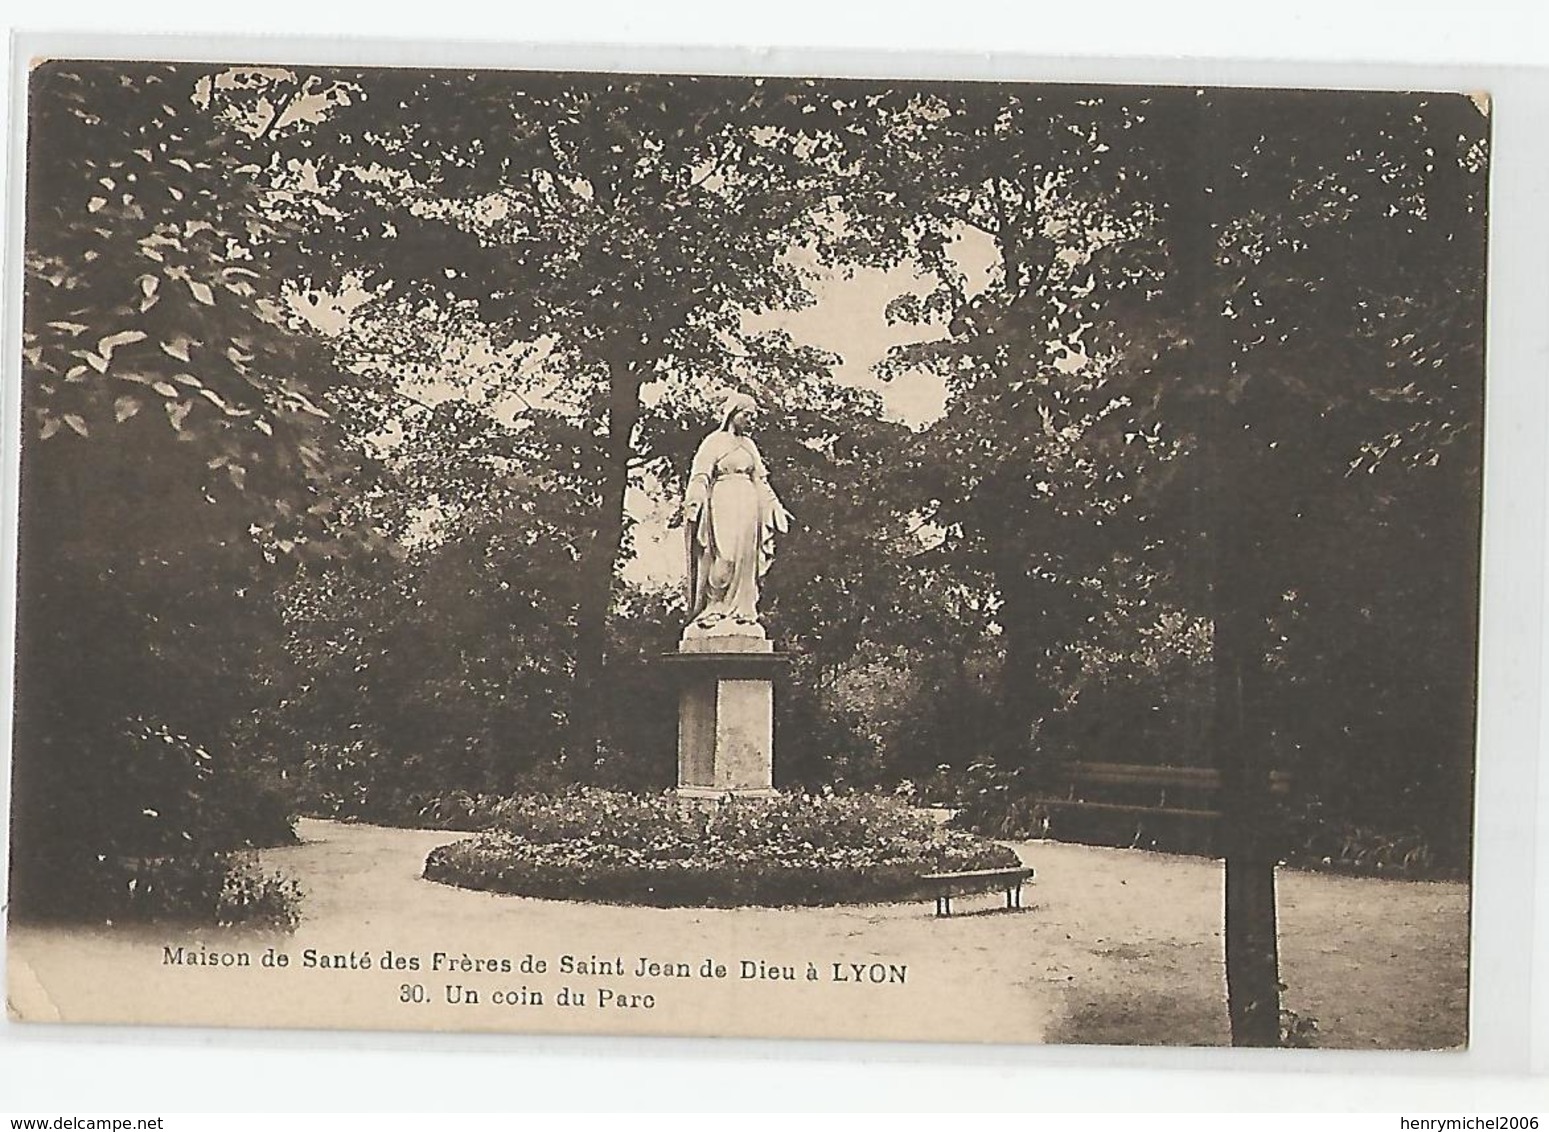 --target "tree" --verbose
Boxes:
[827,85,1179,757]
[260,395,613,809]
[855,82,1486,1044]
[1087,87,1488,1045]
[13,62,366,911]
[256,70,924,758]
